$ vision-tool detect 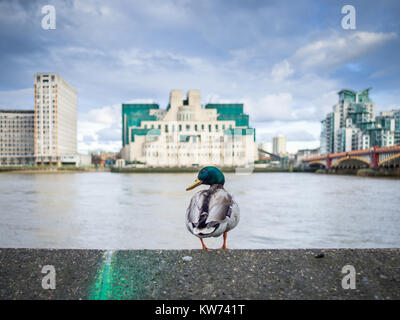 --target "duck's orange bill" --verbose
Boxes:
[186,179,203,191]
